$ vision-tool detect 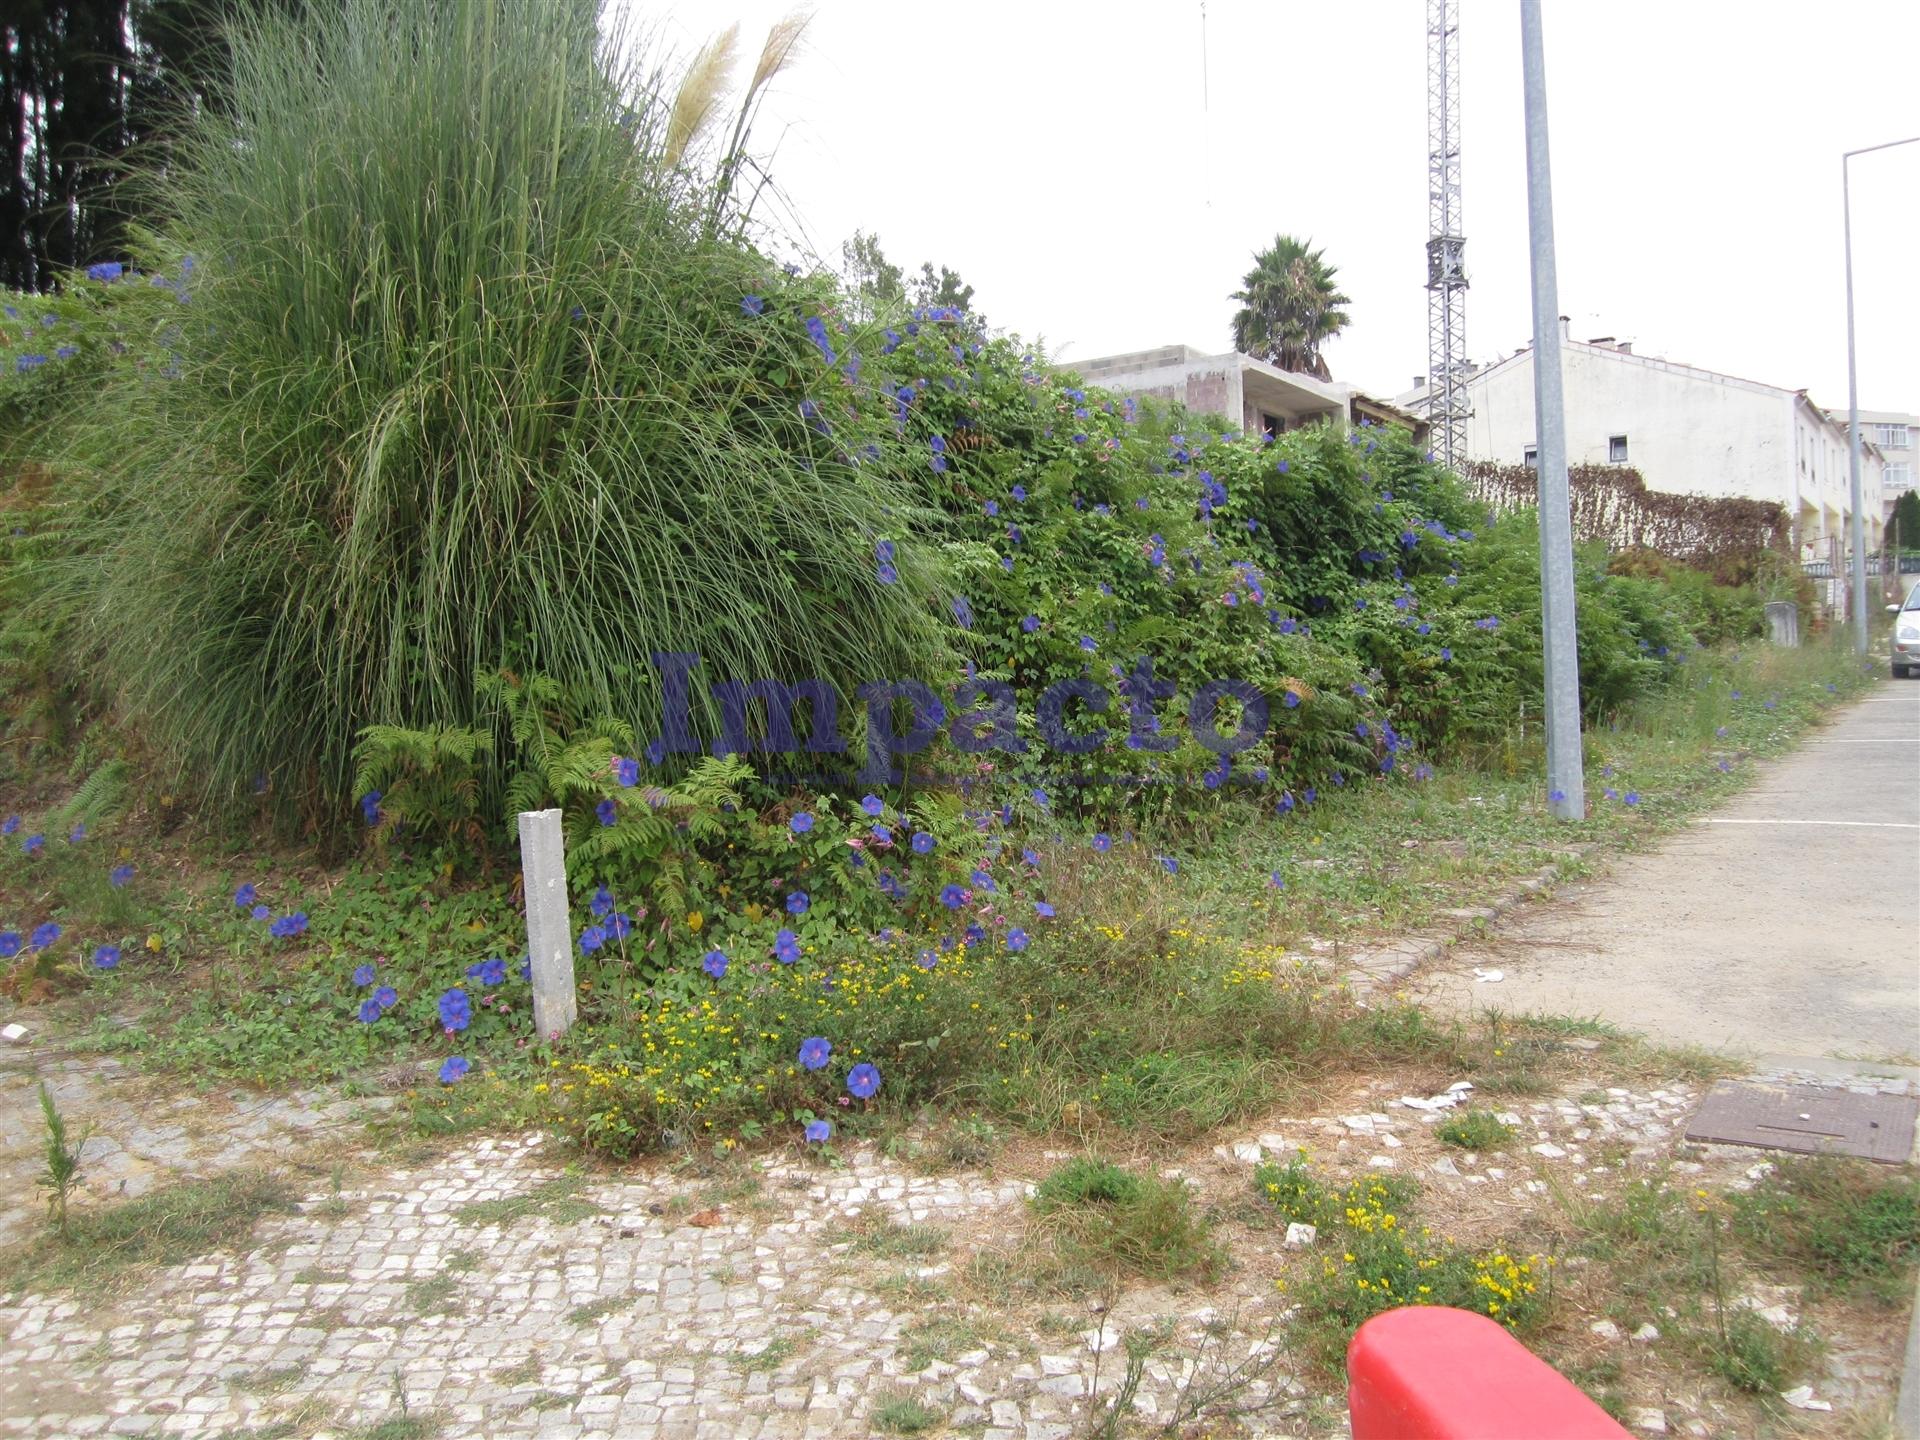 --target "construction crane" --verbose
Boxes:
[1425,0,1470,467]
